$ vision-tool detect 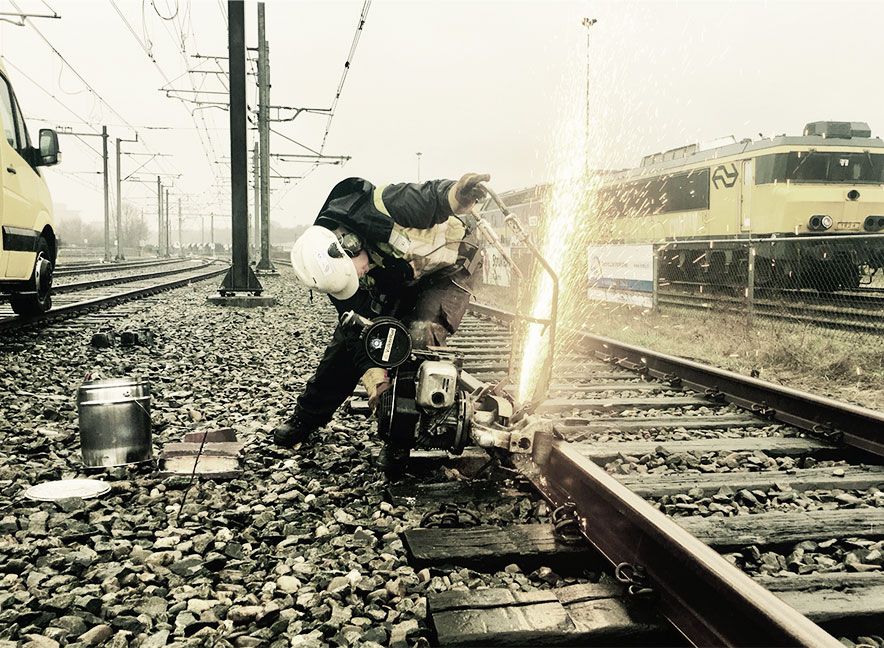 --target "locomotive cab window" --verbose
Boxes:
[599,168,710,218]
[755,151,884,184]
